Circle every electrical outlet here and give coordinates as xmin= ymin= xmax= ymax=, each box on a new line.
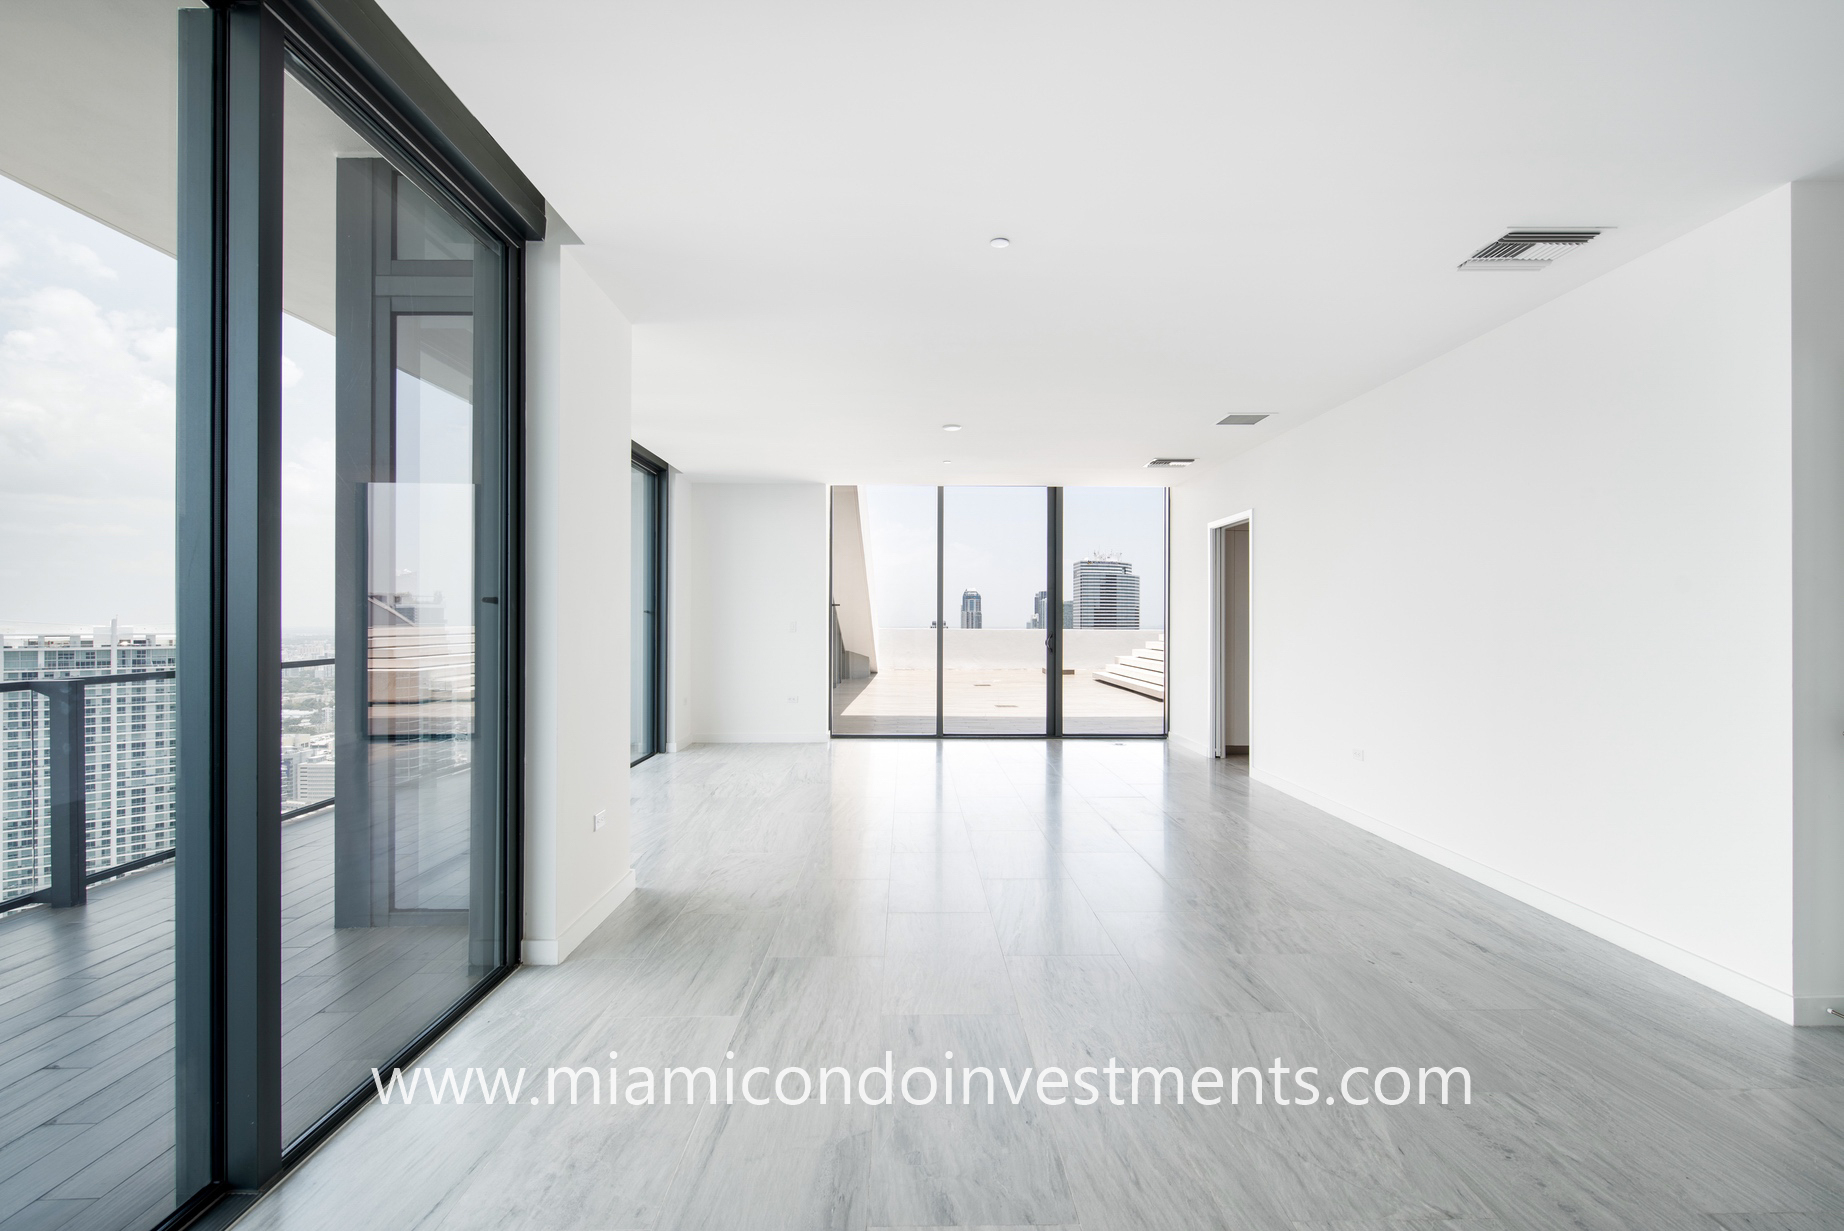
xmin=592 ymin=809 xmax=607 ymax=832
xmin=788 ymin=620 xmax=798 ymax=633
xmin=787 ymin=695 xmax=799 ymax=704
xmin=1352 ymin=749 xmax=1366 ymax=762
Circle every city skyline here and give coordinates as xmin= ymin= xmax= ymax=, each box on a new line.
xmin=860 ymin=485 xmax=1166 ymax=630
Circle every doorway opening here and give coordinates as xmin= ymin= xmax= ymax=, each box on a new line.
xmin=1212 ymin=517 xmax=1251 ymax=757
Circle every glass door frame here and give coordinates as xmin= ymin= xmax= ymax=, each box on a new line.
xmin=828 ymin=485 xmax=1169 ymax=741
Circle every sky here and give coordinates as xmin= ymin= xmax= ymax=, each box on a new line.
xmin=0 ymin=172 xmax=178 ymax=630
xmin=0 ymin=169 xmax=460 ymax=637
xmin=860 ymin=484 xmax=1166 ymax=630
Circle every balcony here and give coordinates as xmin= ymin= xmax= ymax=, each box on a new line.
xmin=0 ymin=657 xmax=473 ymax=1228
xmin=0 ymin=801 xmax=477 ymax=1229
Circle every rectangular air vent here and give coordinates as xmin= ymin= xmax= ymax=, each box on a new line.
xmin=1146 ymin=458 xmax=1195 ymax=468
xmin=1216 ymin=414 xmax=1270 ymax=426
xmin=1459 ymin=228 xmax=1601 ymax=271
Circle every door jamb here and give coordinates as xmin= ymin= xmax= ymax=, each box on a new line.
xmin=1207 ymin=511 xmax=1253 ymax=760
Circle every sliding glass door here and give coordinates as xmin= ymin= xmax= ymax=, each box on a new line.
xmin=829 ymin=485 xmax=1167 ymax=738
xmin=277 ymin=61 xmax=514 ymax=1146
xmin=3 ymin=4 xmax=530 ymax=1225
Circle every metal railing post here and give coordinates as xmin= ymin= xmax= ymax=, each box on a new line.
xmin=34 ymin=682 xmax=87 ymax=908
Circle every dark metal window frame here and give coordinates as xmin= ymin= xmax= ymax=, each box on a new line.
xmin=827 ymin=485 xmax=1170 ymax=741
xmin=631 ymin=443 xmax=670 ymax=766
xmin=167 ymin=4 xmax=538 ymax=1227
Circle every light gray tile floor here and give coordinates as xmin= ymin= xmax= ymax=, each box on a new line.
xmin=236 ymin=740 xmax=1844 ymax=1231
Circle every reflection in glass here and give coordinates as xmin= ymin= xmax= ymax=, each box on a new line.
xmin=830 ymin=485 xmax=938 ymax=734
xmin=280 ymin=68 xmax=503 ymax=1144
xmin=395 ymin=177 xmax=475 ymax=261
xmin=943 ymin=487 xmax=1048 ymax=735
xmin=1061 ymin=487 xmax=1167 ymax=735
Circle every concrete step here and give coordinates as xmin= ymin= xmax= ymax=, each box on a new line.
xmin=1107 ymin=661 xmax=1164 ymax=685
xmin=1094 ymin=669 xmax=1165 ymax=700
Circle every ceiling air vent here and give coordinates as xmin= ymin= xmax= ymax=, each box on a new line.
xmin=1217 ymin=414 xmax=1270 ymax=426
xmin=1459 ymin=228 xmax=1602 ymax=271
xmin=1146 ymin=458 xmax=1195 ymax=468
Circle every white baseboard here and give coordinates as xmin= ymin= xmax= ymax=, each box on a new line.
xmin=522 ymin=867 xmax=635 ymax=966
xmin=1251 ymin=767 xmax=1800 ymax=1025
xmin=1168 ymin=731 xmax=1209 ymax=758
xmin=695 ymin=731 xmax=830 ymax=744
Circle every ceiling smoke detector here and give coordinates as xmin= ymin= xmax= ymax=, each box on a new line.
xmin=1217 ymin=414 xmax=1270 ymax=426
xmin=1146 ymin=458 xmax=1195 ymax=468
xmin=1459 ymin=229 xmax=1602 ymax=271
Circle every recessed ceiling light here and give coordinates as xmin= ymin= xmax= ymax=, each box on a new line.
xmin=1146 ymin=458 xmax=1195 ymax=468
xmin=989 ymin=237 xmax=1010 ymax=248
xmin=942 ymin=423 xmax=962 ymax=432
xmin=942 ymin=460 xmax=953 ymax=465
xmin=1217 ymin=414 xmax=1270 ymax=426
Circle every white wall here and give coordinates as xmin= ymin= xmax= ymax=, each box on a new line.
xmin=1172 ymin=186 xmax=1809 ymax=1020
xmin=676 ymin=481 xmax=830 ymax=743
xmin=523 ymin=214 xmax=635 ymax=964
xmin=1791 ymin=182 xmax=1844 ymax=1024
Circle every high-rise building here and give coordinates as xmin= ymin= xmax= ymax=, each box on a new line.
xmin=0 ymin=626 xmax=178 ymax=899
xmin=1030 ymin=591 xmax=1050 ymax=629
xmin=1062 ymin=599 xmax=1074 ymax=629
xmin=959 ymin=589 xmax=982 ymax=629
xmin=1071 ymin=557 xmax=1141 ymax=628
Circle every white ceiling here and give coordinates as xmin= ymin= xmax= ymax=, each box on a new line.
xmin=380 ymin=0 xmax=1844 ymax=485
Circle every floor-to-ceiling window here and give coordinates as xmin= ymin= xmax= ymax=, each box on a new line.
xmin=2 ymin=4 xmax=538 ymax=1225
xmin=0 ymin=6 xmax=194 ymax=1229
xmin=831 ymin=485 xmax=940 ymax=734
xmin=829 ymin=485 xmax=1167 ymax=738
xmin=631 ymin=446 xmax=666 ymax=764
xmin=1061 ymin=486 xmax=1168 ymax=735
xmin=942 ymin=487 xmax=1050 ymax=735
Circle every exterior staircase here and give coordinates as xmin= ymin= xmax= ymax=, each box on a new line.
xmin=1095 ymin=638 xmax=1165 ymax=701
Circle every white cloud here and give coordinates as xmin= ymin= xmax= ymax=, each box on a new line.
xmin=49 ymin=236 xmax=116 ymax=281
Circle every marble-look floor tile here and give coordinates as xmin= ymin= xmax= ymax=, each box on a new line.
xmin=983 ymin=879 xmax=1118 ymax=956
xmin=419 ymin=1015 xmax=738 ymax=1231
xmin=888 ymin=852 xmax=990 ymax=913
xmin=658 ymin=1101 xmax=873 ymax=1231
xmin=236 ymin=742 xmax=1844 ymax=1231
xmin=1097 ymin=911 xmax=1284 ymax=1014
xmin=729 ymin=956 xmax=886 ymax=1070
xmin=882 ymin=952 xmax=1017 ymax=1016
xmin=869 ymin=1015 xmax=1077 ymax=1228
xmin=1057 ymin=853 xmax=1175 ymax=913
